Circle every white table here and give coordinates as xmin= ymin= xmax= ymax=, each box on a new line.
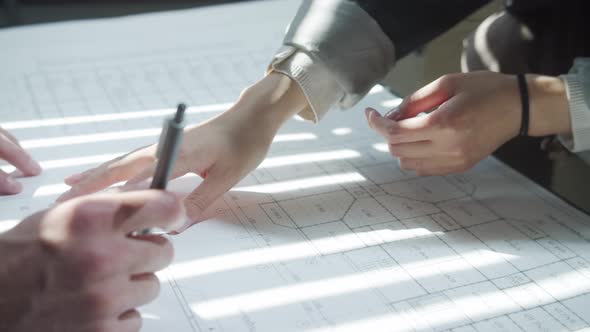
xmin=1 ymin=1 xmax=590 ymax=331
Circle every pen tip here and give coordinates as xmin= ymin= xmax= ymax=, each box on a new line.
xmin=175 ymin=103 xmax=186 ymax=122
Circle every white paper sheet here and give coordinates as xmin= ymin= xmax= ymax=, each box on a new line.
xmin=1 ymin=1 xmax=590 ymax=331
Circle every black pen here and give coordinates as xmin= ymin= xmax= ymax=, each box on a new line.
xmin=131 ymin=103 xmax=186 ymax=236
xmin=151 ymin=103 xmax=186 ymax=190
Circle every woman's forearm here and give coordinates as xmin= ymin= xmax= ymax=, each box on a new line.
xmin=227 ymin=72 xmax=308 ymax=133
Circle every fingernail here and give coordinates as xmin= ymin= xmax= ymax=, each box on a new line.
xmin=367 ymin=107 xmax=381 ymax=116
xmin=169 ymin=213 xmax=190 ymax=232
xmin=27 ymin=158 xmax=42 ymax=175
xmin=385 ymin=106 xmax=401 ymax=120
xmin=155 ymin=193 xmax=186 ymax=231
xmin=65 ymin=173 xmax=84 ymax=184
xmin=163 ymin=200 xmax=189 ymax=232
xmin=56 ymin=190 xmax=71 ymax=202
xmin=4 ymin=177 xmax=22 ymax=194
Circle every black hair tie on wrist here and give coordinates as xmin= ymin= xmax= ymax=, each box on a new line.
xmin=517 ymin=73 xmax=529 ymax=136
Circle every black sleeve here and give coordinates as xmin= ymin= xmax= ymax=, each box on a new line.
xmin=350 ymin=0 xmax=491 ymax=59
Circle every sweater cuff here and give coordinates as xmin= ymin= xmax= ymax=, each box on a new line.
xmin=281 ymin=0 xmax=395 ymax=112
xmin=558 ymin=74 xmax=590 ymax=152
xmin=269 ymin=46 xmax=344 ymax=123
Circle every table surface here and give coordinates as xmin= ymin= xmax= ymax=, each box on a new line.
xmin=2 ymin=1 xmax=590 ymax=331
xmin=2 ymin=0 xmax=589 ymax=216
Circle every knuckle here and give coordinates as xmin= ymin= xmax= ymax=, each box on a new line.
xmin=184 ymin=193 xmax=209 ymax=213
xmin=425 ymin=112 xmax=443 ymax=130
xmin=80 ymin=253 xmax=109 ymax=278
xmin=69 ymin=201 xmax=111 ymax=234
xmin=134 ymin=274 xmax=161 ymax=304
xmin=71 ymin=200 xmax=97 ymax=218
xmin=437 ymin=73 xmax=459 ymax=92
xmin=146 ymin=238 xmax=175 ymax=271
xmin=119 ymin=310 xmax=142 ymax=332
xmin=83 ymin=288 xmax=115 ymax=318
xmin=69 ymin=203 xmax=98 ymax=233
xmin=147 ymin=274 xmax=161 ymax=299
xmin=161 ymin=240 xmax=175 ymax=267
xmin=446 ymin=111 xmax=468 ymax=132
xmin=72 ymin=245 xmax=114 ymax=279
xmin=385 ymin=124 xmax=400 ymax=141
xmin=434 ymin=110 xmax=456 ymax=132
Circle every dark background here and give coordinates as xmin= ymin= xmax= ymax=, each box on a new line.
xmin=0 ymin=0 xmax=251 ymax=27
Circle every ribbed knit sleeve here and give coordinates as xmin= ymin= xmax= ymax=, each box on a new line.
xmin=558 ymin=58 xmax=590 ymax=152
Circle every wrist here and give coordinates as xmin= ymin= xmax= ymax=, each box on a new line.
xmin=526 ymin=74 xmax=571 ymax=136
xmin=229 ymin=72 xmax=308 ymax=131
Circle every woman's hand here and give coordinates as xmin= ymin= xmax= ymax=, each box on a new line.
xmin=0 ymin=127 xmax=42 ymax=195
xmin=366 ymin=71 xmax=570 ymax=176
xmin=58 ymin=72 xmax=307 ymax=231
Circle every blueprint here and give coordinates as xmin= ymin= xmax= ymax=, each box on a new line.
xmin=1 ymin=1 xmax=590 ymax=331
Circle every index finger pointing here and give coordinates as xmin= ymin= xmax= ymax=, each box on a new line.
xmin=0 ymin=134 xmax=41 ymax=176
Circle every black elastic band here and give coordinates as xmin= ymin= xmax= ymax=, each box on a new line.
xmin=517 ymin=73 xmax=530 ymax=136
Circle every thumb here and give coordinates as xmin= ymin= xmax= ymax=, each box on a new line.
xmin=387 ymin=74 xmax=458 ymax=121
xmin=181 ymin=169 xmax=236 ymax=228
